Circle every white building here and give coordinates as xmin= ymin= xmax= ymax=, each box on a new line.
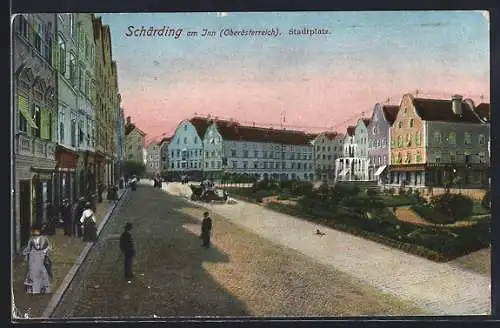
xmin=313 ymin=132 xmax=344 ymax=183
xmin=353 ymin=118 xmax=371 ymax=180
xmin=167 ymin=117 xmax=208 ymax=180
xmin=335 ymin=125 xmax=362 ymax=182
xmin=145 ymin=141 xmax=161 ymax=175
xmin=159 ymin=136 xmax=172 ymax=177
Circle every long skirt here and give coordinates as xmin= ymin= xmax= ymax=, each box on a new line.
xmin=82 ymin=223 xmax=97 ymax=242
xmin=24 ymin=250 xmax=52 ymax=294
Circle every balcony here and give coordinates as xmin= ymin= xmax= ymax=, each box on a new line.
xmin=16 ymin=133 xmax=56 ymax=159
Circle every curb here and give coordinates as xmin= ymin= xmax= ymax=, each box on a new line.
xmin=41 ymin=188 xmax=130 ymax=318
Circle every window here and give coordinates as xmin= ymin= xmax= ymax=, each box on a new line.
xmin=479 ymin=134 xmax=486 ymax=145
xmin=448 ymin=132 xmax=456 ymax=145
xmin=409 ymin=119 xmax=414 ymax=128
xmin=450 ymin=152 xmax=456 ymax=163
xmin=398 ymin=121 xmax=403 ymax=129
xmin=70 ymin=119 xmax=76 ymax=146
xmin=433 ymin=132 xmax=442 ymax=144
xmin=464 ymin=132 xmax=472 ymax=145
xmin=78 ymin=65 xmax=83 ymax=90
xmin=231 ymin=149 xmax=236 ymax=157
xmin=479 ymin=152 xmax=486 ymax=164
xmin=232 ymin=161 xmax=237 ymax=168
xmin=184 ymin=125 xmax=187 ymax=131
xmin=243 ymin=150 xmax=248 ymax=158
xmin=69 ymin=53 xmax=76 ymax=85
xmin=33 ymin=19 xmax=43 ymax=53
xmin=397 ymin=135 xmax=403 ymax=147
xmin=69 ymin=14 xmax=75 ymax=39
xmin=415 ymin=131 xmax=421 ymax=146
xmin=435 ymin=151 xmax=441 ymax=163
xmin=57 ymin=35 xmax=66 ymax=74
xmin=194 ymin=136 xmax=198 ymax=144
xmin=243 ymin=161 xmax=248 ymax=169
xmin=406 ymin=133 xmax=412 ymax=146
xmin=31 ymin=105 xmax=41 ymax=137
xmin=416 ymin=152 xmax=422 ymax=163
xmin=183 ymin=137 xmax=187 ymax=144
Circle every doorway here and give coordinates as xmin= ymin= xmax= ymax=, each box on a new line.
xmin=19 ymin=180 xmax=31 ymax=248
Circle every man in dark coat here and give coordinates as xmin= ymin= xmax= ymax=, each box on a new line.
xmin=60 ymin=199 xmax=73 ymax=236
xmin=72 ymin=196 xmax=86 ymax=238
xmin=201 ymin=212 xmax=212 ymax=248
xmin=120 ymin=222 xmax=135 ymax=280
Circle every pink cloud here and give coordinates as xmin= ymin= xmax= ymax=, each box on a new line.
xmin=122 ymin=69 xmax=489 ymax=141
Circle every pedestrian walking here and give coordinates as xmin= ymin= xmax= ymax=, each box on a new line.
xmin=72 ymin=196 xmax=86 ymax=238
xmin=80 ymin=202 xmax=98 ymax=242
xmin=22 ymin=224 xmax=52 ymax=295
xmin=60 ymin=199 xmax=73 ymax=236
xmin=200 ymin=211 xmax=212 ymax=248
xmin=119 ymin=222 xmax=135 ymax=280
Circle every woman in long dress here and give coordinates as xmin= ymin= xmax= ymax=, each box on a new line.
xmin=22 ymin=225 xmax=52 ymax=295
xmin=80 ymin=202 xmax=98 ymax=242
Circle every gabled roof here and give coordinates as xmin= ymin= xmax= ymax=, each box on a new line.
xmin=159 ymin=136 xmax=172 ymax=145
xmin=381 ymin=105 xmax=400 ymax=125
xmin=125 ymin=123 xmax=146 ymax=137
xmin=361 ymin=118 xmax=371 ymax=127
xmin=189 ymin=116 xmax=313 ymax=146
xmin=346 ymin=126 xmax=355 ymax=136
xmin=325 ymin=132 xmax=339 ymax=140
xmin=412 ymin=98 xmax=482 ymax=123
xmin=189 ymin=117 xmax=212 ymax=138
xmin=474 ymin=103 xmax=490 ymax=122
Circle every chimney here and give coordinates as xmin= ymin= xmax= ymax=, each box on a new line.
xmin=452 ymin=94 xmax=463 ymax=115
xmin=126 ymin=116 xmax=131 ymax=124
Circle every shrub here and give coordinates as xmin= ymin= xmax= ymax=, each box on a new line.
xmin=291 ymin=181 xmax=314 ymax=196
xmin=333 ymin=183 xmax=361 ymax=197
xmin=481 ymin=190 xmax=490 ymax=211
xmin=385 ymin=187 xmax=396 ymax=195
xmin=366 ymin=189 xmax=378 ymax=197
xmin=430 ymin=193 xmax=473 ymax=221
xmin=398 ymin=187 xmax=406 ymax=195
xmin=411 ymin=205 xmax=455 ymax=224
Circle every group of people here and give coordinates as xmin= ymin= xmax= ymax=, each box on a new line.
xmin=22 ymin=195 xmax=101 ymax=295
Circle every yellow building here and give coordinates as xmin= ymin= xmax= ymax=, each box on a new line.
xmin=125 ymin=117 xmax=146 ymax=165
xmin=93 ymin=16 xmax=119 ymax=186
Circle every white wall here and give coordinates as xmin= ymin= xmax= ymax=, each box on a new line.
xmin=167 ymin=121 xmax=204 ymax=172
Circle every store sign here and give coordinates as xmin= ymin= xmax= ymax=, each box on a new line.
xmin=35 ymin=172 xmax=53 ymax=180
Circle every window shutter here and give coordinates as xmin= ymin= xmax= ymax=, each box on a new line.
xmin=18 ymin=94 xmax=38 ymax=129
xmin=40 ymin=108 xmax=48 ymax=139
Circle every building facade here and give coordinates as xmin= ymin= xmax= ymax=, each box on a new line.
xmin=93 ymin=16 xmax=118 ymax=187
xmin=54 ymin=13 xmax=79 ymax=207
xmin=334 ymin=126 xmax=358 ymax=181
xmin=167 ymin=118 xmax=207 ymax=180
xmin=203 ymin=122 xmax=225 ymax=179
xmin=124 ymin=117 xmax=146 ymax=164
xmin=73 ymin=13 xmax=97 ymax=197
xmin=13 ymin=14 xmax=58 ymax=252
xmin=389 ymin=94 xmax=489 ymax=188
xmin=353 ymin=118 xmax=371 ymax=180
xmin=313 ymin=132 xmax=344 ymax=183
xmin=145 ymin=141 xmax=161 ymax=175
xmin=115 ymin=106 xmax=125 ymax=181
xmin=366 ymin=104 xmax=399 ymax=183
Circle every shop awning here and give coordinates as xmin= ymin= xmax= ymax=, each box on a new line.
xmin=374 ymin=165 xmax=387 ymax=176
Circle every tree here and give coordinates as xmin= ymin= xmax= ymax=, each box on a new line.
xmin=123 ymin=161 xmax=146 ymax=177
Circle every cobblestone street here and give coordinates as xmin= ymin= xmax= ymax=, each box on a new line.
xmin=52 ymin=183 xmax=425 ymax=318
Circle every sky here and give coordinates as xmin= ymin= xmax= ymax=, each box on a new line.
xmin=98 ymin=11 xmax=490 ymax=142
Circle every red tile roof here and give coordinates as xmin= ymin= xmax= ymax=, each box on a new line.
xmin=189 ymin=117 xmax=312 ymax=146
xmin=474 ymin=103 xmax=490 ymax=122
xmin=346 ymin=126 xmax=355 ymax=136
xmin=325 ymin=132 xmax=339 ymax=140
xmin=382 ymin=105 xmax=400 ymax=125
xmin=413 ymin=98 xmax=482 ymax=123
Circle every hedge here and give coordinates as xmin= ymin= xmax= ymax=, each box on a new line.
xmin=411 ymin=205 xmax=455 ymax=224
xmin=378 ymin=195 xmax=419 ymax=207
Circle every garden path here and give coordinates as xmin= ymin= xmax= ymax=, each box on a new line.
xmin=165 ymin=182 xmax=490 ymax=316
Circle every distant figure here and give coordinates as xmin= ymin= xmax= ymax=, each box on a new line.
xmin=72 ymin=196 xmax=86 ymax=238
xmin=80 ymin=202 xmax=97 ymax=242
xmin=60 ymin=199 xmax=73 ymax=236
xmin=315 ymin=229 xmax=326 ymax=236
xmin=22 ymin=224 xmax=52 ymax=295
xmin=44 ymin=201 xmax=57 ymax=235
xmin=120 ymin=222 xmax=136 ymax=280
xmin=200 ymin=212 xmax=213 ymax=248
